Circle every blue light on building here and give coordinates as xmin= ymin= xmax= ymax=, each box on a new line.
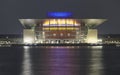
xmin=47 ymin=12 xmax=72 ymax=18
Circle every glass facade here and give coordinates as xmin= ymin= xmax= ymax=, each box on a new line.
xmin=34 ymin=19 xmax=86 ymax=43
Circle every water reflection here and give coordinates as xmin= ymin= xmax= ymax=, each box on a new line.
xmin=33 ymin=46 xmax=80 ymax=49
xmin=88 ymin=46 xmax=104 ymax=75
xmin=20 ymin=46 xmax=104 ymax=75
xmin=43 ymin=46 xmax=92 ymax=75
xmin=48 ymin=47 xmax=78 ymax=75
xmin=1 ymin=46 xmax=120 ymax=75
xmin=21 ymin=46 xmax=33 ymax=75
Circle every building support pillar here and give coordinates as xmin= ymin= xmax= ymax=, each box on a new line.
xmin=86 ymin=29 xmax=98 ymax=43
xmin=23 ymin=29 xmax=35 ymax=44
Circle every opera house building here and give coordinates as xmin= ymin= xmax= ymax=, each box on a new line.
xmin=19 ymin=19 xmax=106 ymax=44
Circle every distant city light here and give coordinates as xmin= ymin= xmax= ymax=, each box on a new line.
xmin=47 ymin=12 xmax=72 ymax=18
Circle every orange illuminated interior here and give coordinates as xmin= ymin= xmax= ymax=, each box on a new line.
xmin=43 ymin=19 xmax=80 ymax=26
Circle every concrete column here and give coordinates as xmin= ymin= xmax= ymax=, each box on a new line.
xmin=86 ymin=29 xmax=98 ymax=43
xmin=23 ymin=29 xmax=35 ymax=44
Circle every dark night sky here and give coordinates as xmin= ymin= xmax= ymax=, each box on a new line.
xmin=0 ymin=0 xmax=120 ymax=34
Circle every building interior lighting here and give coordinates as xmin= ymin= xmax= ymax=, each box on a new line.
xmin=43 ymin=27 xmax=78 ymax=30
xmin=43 ymin=19 xmax=80 ymax=26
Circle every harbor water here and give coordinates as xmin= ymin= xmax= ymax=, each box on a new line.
xmin=0 ymin=46 xmax=120 ymax=75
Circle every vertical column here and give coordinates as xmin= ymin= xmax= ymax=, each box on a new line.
xmin=40 ymin=22 xmax=43 ymax=43
xmin=86 ymin=29 xmax=98 ymax=43
xmin=23 ymin=29 xmax=35 ymax=44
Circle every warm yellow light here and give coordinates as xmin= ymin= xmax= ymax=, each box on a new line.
xmin=58 ymin=19 xmax=65 ymax=24
xmin=43 ymin=27 xmax=78 ymax=30
xmin=50 ymin=19 xmax=57 ymax=24
xmin=43 ymin=19 xmax=80 ymax=26
xmin=66 ymin=19 xmax=73 ymax=24
xmin=43 ymin=21 xmax=49 ymax=26
xmin=87 ymin=38 xmax=98 ymax=43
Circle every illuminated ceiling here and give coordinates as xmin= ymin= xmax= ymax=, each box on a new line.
xmin=19 ymin=19 xmax=107 ymax=28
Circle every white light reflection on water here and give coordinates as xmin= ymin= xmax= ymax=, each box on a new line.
xmin=44 ymin=46 xmax=77 ymax=49
xmin=48 ymin=47 xmax=78 ymax=75
xmin=21 ymin=46 xmax=33 ymax=75
xmin=88 ymin=46 xmax=104 ymax=75
xmin=33 ymin=46 xmax=81 ymax=49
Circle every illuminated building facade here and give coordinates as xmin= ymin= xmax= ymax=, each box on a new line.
xmin=19 ymin=18 xmax=106 ymax=44
xmin=19 ymin=12 xmax=106 ymax=44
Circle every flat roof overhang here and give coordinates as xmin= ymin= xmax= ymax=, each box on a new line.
xmin=19 ymin=19 xmax=107 ymax=29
